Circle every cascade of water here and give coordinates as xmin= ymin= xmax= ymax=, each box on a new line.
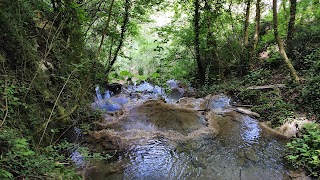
xmin=95 ymin=86 xmax=103 ymax=101
xmin=104 ymin=90 xmax=112 ymax=99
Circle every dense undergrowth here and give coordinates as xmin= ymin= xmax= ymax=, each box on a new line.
xmin=0 ymin=0 xmax=102 ymax=178
xmin=286 ymin=123 xmax=320 ymax=177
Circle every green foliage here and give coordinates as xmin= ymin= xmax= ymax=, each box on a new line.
xmin=120 ymin=70 xmax=133 ymax=78
xmin=238 ymin=90 xmax=295 ymax=126
xmin=138 ymin=67 xmax=144 ymax=75
xmin=0 ymin=80 xmax=26 ymax=120
xmin=301 ymin=75 xmax=320 ymax=120
xmin=0 ymin=128 xmax=81 ymax=179
xmin=242 ymin=69 xmax=273 ymax=86
xmin=297 ymin=48 xmax=320 ymax=121
xmin=198 ymin=78 xmax=242 ymax=96
xmin=286 ymin=123 xmax=320 ymax=177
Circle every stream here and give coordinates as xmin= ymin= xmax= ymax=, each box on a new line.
xmin=84 ymin=81 xmax=291 ymax=180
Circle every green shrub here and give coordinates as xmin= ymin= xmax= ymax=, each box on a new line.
xmin=301 ymin=75 xmax=320 ymax=121
xmin=242 ymin=69 xmax=273 ymax=86
xmin=286 ymin=123 xmax=320 ymax=177
xmin=199 ymin=78 xmax=242 ymax=96
xmin=0 ymin=128 xmax=81 ymax=179
xmin=238 ymin=90 xmax=295 ymax=126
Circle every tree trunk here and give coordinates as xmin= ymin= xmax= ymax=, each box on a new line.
xmin=273 ymin=0 xmax=300 ymax=82
xmin=78 ymin=0 xmax=115 ymax=104
xmin=241 ymin=0 xmax=251 ymax=74
xmin=194 ymin=0 xmax=205 ymax=83
xmin=250 ymin=0 xmax=260 ymax=69
xmin=51 ymin=0 xmax=57 ymax=12
xmin=204 ymin=0 xmax=219 ymax=78
xmin=286 ymin=0 xmax=297 ymax=59
xmin=280 ymin=0 xmax=288 ymax=19
xmin=106 ymin=0 xmax=131 ymax=74
xmin=244 ymin=0 xmax=251 ymax=48
xmin=96 ymin=0 xmax=115 ymax=60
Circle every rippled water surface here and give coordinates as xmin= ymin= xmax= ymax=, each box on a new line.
xmin=86 ymin=82 xmax=290 ymax=180
xmin=87 ymin=117 xmax=289 ymax=180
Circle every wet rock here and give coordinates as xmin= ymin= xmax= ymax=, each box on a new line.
xmin=204 ymin=94 xmax=232 ymax=114
xmin=169 ymin=87 xmax=184 ymax=100
xmin=85 ymin=159 xmax=127 ymax=179
xmin=106 ymin=83 xmax=122 ymax=95
xmin=205 ymin=94 xmax=231 ymax=109
xmin=177 ymin=97 xmax=207 ymax=111
xmin=244 ymin=148 xmax=258 ymax=162
xmin=105 ymin=102 xmax=122 ymax=111
xmin=259 ymin=122 xmax=290 ymax=140
xmin=212 ymin=168 xmax=240 ymax=180
xmin=224 ymin=111 xmax=243 ymax=122
xmin=124 ymin=100 xmax=207 ymax=135
xmin=289 ymin=168 xmax=312 ymax=180
xmin=110 ymin=96 xmax=129 ymax=106
xmin=240 ymin=167 xmax=290 ymax=180
xmin=260 ymin=117 xmax=313 ymax=139
xmin=205 ymin=112 xmax=221 ymax=135
xmin=135 ymin=81 xmax=154 ymax=92
xmin=101 ymin=141 xmax=118 ymax=151
xmin=277 ymin=118 xmax=313 ymax=138
xmin=88 ymin=100 xmax=221 ymax=151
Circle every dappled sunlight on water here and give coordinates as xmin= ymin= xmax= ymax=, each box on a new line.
xmin=85 ymin=81 xmax=291 ymax=180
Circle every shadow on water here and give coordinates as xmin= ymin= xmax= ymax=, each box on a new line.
xmin=85 ymin=81 xmax=291 ymax=180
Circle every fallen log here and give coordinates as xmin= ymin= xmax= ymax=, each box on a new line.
xmin=235 ymin=107 xmax=260 ymax=118
xmin=246 ymin=84 xmax=286 ymax=90
xmin=232 ymin=103 xmax=253 ymax=108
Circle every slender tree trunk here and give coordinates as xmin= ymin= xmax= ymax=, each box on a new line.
xmin=241 ymin=0 xmax=251 ymax=74
xmin=78 ymin=0 xmax=115 ymax=104
xmin=56 ymin=0 xmax=62 ymax=9
xmin=228 ymin=0 xmax=236 ymax=33
xmin=250 ymin=0 xmax=260 ymax=69
xmin=51 ymin=0 xmax=57 ymax=12
xmin=194 ymin=0 xmax=205 ymax=83
xmin=106 ymin=0 xmax=131 ymax=74
xmin=244 ymin=0 xmax=251 ymax=48
xmin=48 ymin=0 xmax=117 ymax=122
xmin=96 ymin=0 xmax=115 ymax=60
xmin=204 ymin=0 xmax=219 ymax=77
xmin=280 ymin=0 xmax=288 ymax=19
xmin=286 ymin=0 xmax=296 ymax=59
xmin=273 ymin=0 xmax=300 ymax=82
xmin=108 ymin=36 xmax=115 ymax=63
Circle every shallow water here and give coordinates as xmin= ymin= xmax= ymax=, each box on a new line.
xmin=86 ymin=82 xmax=291 ymax=180
xmin=87 ymin=116 xmax=289 ymax=180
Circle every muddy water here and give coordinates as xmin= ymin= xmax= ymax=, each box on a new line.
xmin=86 ymin=82 xmax=290 ymax=180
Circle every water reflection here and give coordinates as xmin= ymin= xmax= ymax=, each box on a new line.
xmin=124 ymin=139 xmax=176 ymax=180
xmin=87 ymin=129 xmax=288 ymax=180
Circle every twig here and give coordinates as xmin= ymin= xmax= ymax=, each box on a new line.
xmin=53 ymin=123 xmax=76 ymax=145
xmin=23 ymin=13 xmax=63 ymax=102
xmin=38 ymin=69 xmax=75 ymax=146
xmin=0 ymin=78 xmax=8 ymax=128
